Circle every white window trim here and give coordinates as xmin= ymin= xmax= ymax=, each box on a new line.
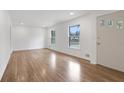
xmin=50 ymin=29 xmax=56 ymax=48
xmin=68 ymin=24 xmax=80 ymax=50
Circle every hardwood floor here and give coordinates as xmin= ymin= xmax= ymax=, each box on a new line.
xmin=1 ymin=49 xmax=124 ymax=82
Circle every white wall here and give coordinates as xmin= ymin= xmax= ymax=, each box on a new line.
xmin=47 ymin=11 xmax=116 ymax=64
xmin=48 ymin=15 xmax=94 ymax=62
xmin=0 ymin=11 xmax=12 ymax=80
xmin=12 ymin=26 xmax=47 ymax=51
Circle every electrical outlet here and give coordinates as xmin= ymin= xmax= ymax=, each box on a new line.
xmin=85 ymin=54 xmax=90 ymax=58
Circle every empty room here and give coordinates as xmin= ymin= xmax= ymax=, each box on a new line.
xmin=0 ymin=10 xmax=124 ymax=82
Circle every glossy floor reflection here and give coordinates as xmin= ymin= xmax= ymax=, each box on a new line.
xmin=1 ymin=49 xmax=124 ymax=82
xmin=68 ymin=61 xmax=81 ymax=81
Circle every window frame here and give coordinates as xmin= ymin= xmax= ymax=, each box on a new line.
xmin=68 ymin=24 xmax=80 ymax=49
xmin=50 ymin=30 xmax=56 ymax=48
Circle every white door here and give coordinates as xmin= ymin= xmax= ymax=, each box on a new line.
xmin=97 ymin=11 xmax=124 ymax=72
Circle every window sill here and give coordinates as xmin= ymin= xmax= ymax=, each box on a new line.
xmin=68 ymin=47 xmax=81 ymax=50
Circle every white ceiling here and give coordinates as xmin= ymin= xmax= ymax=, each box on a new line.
xmin=8 ymin=10 xmax=92 ymax=28
xmin=8 ymin=10 xmax=116 ymax=28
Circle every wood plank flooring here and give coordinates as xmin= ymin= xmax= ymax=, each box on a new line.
xmin=1 ymin=49 xmax=124 ymax=82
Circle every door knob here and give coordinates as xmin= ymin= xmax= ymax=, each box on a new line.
xmin=97 ymin=42 xmax=101 ymax=45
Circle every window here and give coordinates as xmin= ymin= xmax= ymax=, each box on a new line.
xmin=69 ymin=25 xmax=80 ymax=49
xmin=51 ymin=30 xmax=55 ymax=47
